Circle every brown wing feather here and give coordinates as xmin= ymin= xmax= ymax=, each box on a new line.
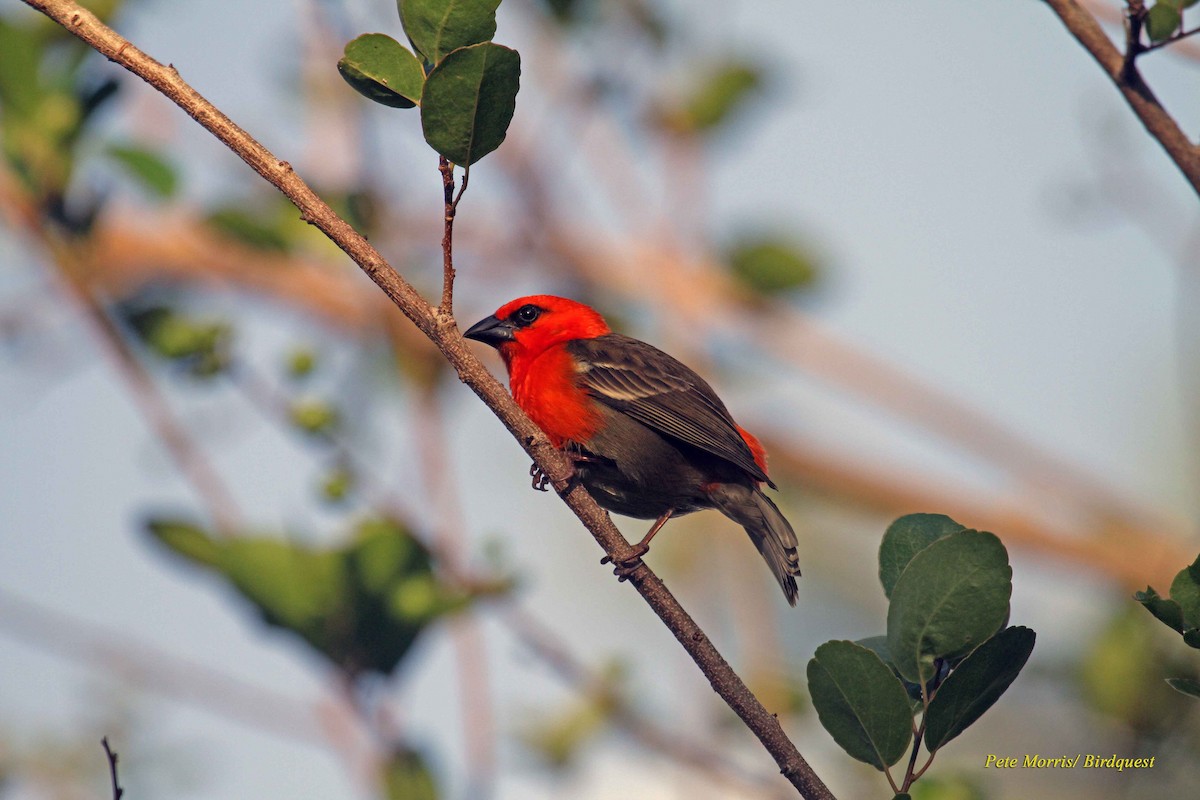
xmin=567 ymin=335 xmax=771 ymax=485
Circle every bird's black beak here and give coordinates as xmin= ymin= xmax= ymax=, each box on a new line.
xmin=463 ymin=314 xmax=516 ymax=347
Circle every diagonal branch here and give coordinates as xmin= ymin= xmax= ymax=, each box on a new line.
xmin=19 ymin=1 xmax=834 ymax=797
xmin=1043 ymin=0 xmax=1200 ymax=199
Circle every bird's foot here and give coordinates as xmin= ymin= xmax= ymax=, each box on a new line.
xmin=529 ymin=462 xmax=552 ymax=492
xmin=600 ymin=543 xmax=650 ymax=582
xmin=529 ymin=461 xmax=581 ymax=495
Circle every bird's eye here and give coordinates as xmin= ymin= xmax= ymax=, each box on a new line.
xmin=514 ymin=304 xmax=541 ymax=325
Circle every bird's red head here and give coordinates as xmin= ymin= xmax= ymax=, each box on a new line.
xmin=464 ymin=295 xmax=611 ymax=368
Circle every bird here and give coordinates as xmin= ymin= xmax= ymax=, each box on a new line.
xmin=464 ymin=295 xmax=801 ymax=605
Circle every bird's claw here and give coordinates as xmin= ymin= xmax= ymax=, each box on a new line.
xmin=600 ymin=544 xmax=650 ymax=581
xmin=529 ymin=462 xmax=551 ymax=492
xmin=529 ymin=461 xmax=581 ymax=495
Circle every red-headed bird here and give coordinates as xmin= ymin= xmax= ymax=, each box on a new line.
xmin=464 ymin=295 xmax=801 ymax=605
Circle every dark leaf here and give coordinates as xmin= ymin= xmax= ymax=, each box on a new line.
xmin=338 ymin=33 xmax=424 ymax=109
xmin=879 ymin=514 xmax=966 ymax=600
xmin=887 ymin=530 xmax=1012 ymax=685
xmin=399 ymin=0 xmax=501 ymax=64
xmin=1166 ymin=677 xmax=1200 ymax=699
xmin=420 ymin=42 xmax=520 ymax=165
xmin=924 ymin=626 xmax=1036 ymax=750
xmin=807 ymin=640 xmax=913 ymax=770
xmin=1134 ymin=586 xmax=1184 ymax=633
xmin=1170 ymin=557 xmax=1200 ymax=628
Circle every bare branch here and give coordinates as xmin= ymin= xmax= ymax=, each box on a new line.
xmin=18 ymin=1 xmax=834 ymax=795
xmin=101 ymin=737 xmax=124 ymax=800
xmin=1043 ymin=0 xmax=1200 ymax=198
xmin=439 ymin=156 xmax=459 ymax=315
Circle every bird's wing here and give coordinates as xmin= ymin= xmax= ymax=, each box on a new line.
xmin=567 ymin=334 xmax=771 ymax=484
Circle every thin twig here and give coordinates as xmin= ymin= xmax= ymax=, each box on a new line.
xmin=439 ymin=156 xmax=458 ymax=315
xmin=20 ymin=2 xmax=834 ymax=796
xmin=1043 ymin=0 xmax=1200 ymax=199
xmin=102 ymin=737 xmax=124 ymax=800
xmin=1121 ymin=0 xmax=1146 ymax=78
xmin=1141 ymin=25 xmax=1200 ymax=55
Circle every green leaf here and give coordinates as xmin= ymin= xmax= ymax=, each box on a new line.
xmin=1134 ymin=586 xmax=1184 ymax=632
xmin=320 ymin=466 xmax=354 ymax=503
xmin=0 ymin=18 xmax=43 ymax=118
xmin=286 ymin=347 xmax=317 ymax=379
xmin=879 ymin=514 xmax=967 ymax=600
xmin=887 ymin=530 xmax=1012 ymax=685
xmin=1166 ymin=677 xmax=1200 ymax=699
xmin=923 ymin=626 xmax=1035 ymax=751
xmin=399 ymin=0 xmax=502 ymax=65
xmin=660 ymin=59 xmax=763 ymax=135
xmin=122 ymin=305 xmax=230 ymax=376
xmin=725 ymin=236 xmax=819 ymax=296
xmin=1170 ymin=556 xmax=1200 ymax=628
xmin=145 ymin=516 xmax=478 ymax=676
xmin=289 ymin=398 xmax=340 ymax=436
xmin=420 ymin=42 xmax=520 ymax=165
xmin=206 ymin=205 xmax=292 ymax=252
xmin=1145 ymin=3 xmax=1181 ymax=43
xmin=145 ymin=518 xmax=221 ymax=567
xmin=105 ymin=143 xmax=179 ymax=198
xmin=807 ymin=640 xmax=914 ymax=770
xmin=383 ymin=746 xmax=440 ymax=800
xmin=338 ymin=33 xmax=425 ymax=109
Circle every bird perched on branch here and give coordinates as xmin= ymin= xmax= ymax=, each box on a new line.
xmin=464 ymin=295 xmax=801 ymax=605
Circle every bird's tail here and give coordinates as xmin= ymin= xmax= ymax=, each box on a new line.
xmin=708 ymin=484 xmax=801 ymax=606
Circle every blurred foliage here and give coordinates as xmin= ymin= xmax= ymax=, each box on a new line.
xmin=910 ymin=774 xmax=988 ymax=800
xmin=288 ymin=396 xmax=341 ymax=436
xmin=725 ymin=233 xmax=821 ymax=298
xmin=655 ymin=59 xmax=763 ymax=136
xmin=0 ymin=3 xmax=125 ymax=234
xmin=520 ymin=660 xmax=626 ymax=770
xmin=1145 ymin=1 xmax=1200 ymax=43
xmin=120 ymin=303 xmax=232 ymax=378
xmin=383 ymin=745 xmax=440 ymax=800
xmin=1134 ymin=552 xmax=1200 ymax=698
xmin=146 ymin=516 xmax=502 ymax=677
xmin=104 ymin=143 xmax=179 ymax=199
xmin=1080 ymin=604 xmax=1200 ymax=734
xmin=808 ymin=514 xmax=1034 ymax=795
xmin=285 ymin=346 xmax=318 ymax=380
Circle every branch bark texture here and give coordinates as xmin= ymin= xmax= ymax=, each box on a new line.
xmin=18 ymin=1 xmax=835 ymax=797
xmin=1043 ymin=0 xmax=1200 ymax=198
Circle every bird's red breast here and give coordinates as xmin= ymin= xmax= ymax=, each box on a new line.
xmin=492 ymin=295 xmax=610 ymax=448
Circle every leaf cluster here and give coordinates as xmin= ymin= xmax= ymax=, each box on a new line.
xmin=807 ymin=514 xmax=1035 ymax=797
xmin=1135 ymin=553 xmax=1200 ymax=699
xmin=0 ymin=2 xmax=179 ymax=233
xmin=338 ymin=1 xmax=521 ymax=166
xmin=146 ymin=516 xmax=493 ymax=677
xmin=1145 ymin=0 xmax=1200 ymax=44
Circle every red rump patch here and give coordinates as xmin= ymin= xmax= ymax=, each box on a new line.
xmin=736 ymin=425 xmax=770 ymax=477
